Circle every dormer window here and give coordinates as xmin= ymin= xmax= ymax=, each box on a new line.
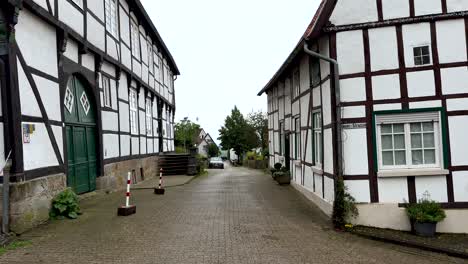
xmin=413 ymin=45 xmax=431 ymax=66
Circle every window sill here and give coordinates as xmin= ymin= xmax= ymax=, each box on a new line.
xmin=377 ymin=168 xmax=450 ymax=178
xmin=312 ymin=167 xmax=323 ymax=175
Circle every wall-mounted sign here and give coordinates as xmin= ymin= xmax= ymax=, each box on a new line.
xmin=342 ymin=123 xmax=367 ymax=129
xmin=23 ymin=123 xmax=36 ymax=144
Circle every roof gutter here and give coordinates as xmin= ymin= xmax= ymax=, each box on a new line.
xmin=303 ymin=43 xmax=343 ymax=181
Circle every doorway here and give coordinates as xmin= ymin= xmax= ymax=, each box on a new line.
xmin=64 ymin=75 xmax=97 ymax=194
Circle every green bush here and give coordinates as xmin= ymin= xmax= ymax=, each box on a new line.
xmin=50 ymin=188 xmax=81 ymax=219
xmin=406 ymin=199 xmax=446 ymax=224
xmin=272 ymin=171 xmax=290 ymax=179
xmin=196 ymin=154 xmax=207 ymax=175
xmin=332 ymin=178 xmax=359 ymax=229
xmin=255 ymin=155 xmax=264 ymax=161
xmin=175 ymin=146 xmax=187 ymax=154
xmin=246 ymin=151 xmax=257 ymax=160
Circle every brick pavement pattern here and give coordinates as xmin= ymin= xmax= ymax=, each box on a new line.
xmin=1 ymin=165 xmax=465 ymax=264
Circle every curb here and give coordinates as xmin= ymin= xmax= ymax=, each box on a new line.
xmin=349 ymin=229 xmax=468 ymax=259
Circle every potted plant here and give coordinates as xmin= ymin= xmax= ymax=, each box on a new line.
xmin=273 ymin=167 xmax=291 ymax=185
xmin=406 ymin=198 xmax=446 ymax=237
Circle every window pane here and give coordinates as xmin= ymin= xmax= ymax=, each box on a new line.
xmin=412 ymin=150 xmax=423 ymax=165
xmin=421 ymin=46 xmax=430 ymax=55
xmin=413 ymin=47 xmax=421 ymax=56
xmin=422 ymin=55 xmax=431 ymax=65
xmin=381 ymin=124 xmax=392 ymax=134
xmin=423 ymin=133 xmax=435 ymax=148
xmin=423 ymin=122 xmax=434 ymax=132
xmin=410 ymin=123 xmax=421 ymax=132
xmin=393 ymin=124 xmax=404 ymax=133
xmin=381 ymin=135 xmax=393 ymax=150
xmin=394 ymin=134 xmax=405 ymax=149
xmin=382 ymin=151 xmax=394 ymax=166
xmin=395 ymin=151 xmax=406 ymax=165
xmin=414 ymin=57 xmax=422 ymax=65
xmin=424 ymin=150 xmax=436 ymax=164
xmin=411 ymin=134 xmax=422 ymax=148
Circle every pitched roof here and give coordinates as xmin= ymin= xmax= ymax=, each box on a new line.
xmin=133 ymin=0 xmax=180 ymax=75
xmin=257 ymin=0 xmax=336 ymax=96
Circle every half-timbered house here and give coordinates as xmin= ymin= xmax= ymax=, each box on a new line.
xmin=0 ymin=0 xmax=178 ymax=232
xmin=259 ymin=0 xmax=468 ymax=233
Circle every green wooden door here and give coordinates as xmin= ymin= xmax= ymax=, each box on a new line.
xmin=64 ymin=76 xmax=97 ymax=194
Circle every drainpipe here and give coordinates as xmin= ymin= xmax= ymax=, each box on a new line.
xmin=303 ymin=43 xmax=343 ymax=181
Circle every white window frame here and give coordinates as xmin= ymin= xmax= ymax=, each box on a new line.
xmin=129 ymin=89 xmax=138 ymax=134
xmin=375 ymin=111 xmax=448 ymax=177
xmin=64 ymin=87 xmax=74 ymax=113
xmin=294 ymin=117 xmax=301 ymax=160
xmin=313 ymin=111 xmax=322 ymax=167
xmin=293 ymin=70 xmax=300 ymax=99
xmin=279 ymin=121 xmax=285 ymax=156
xmin=145 ymin=98 xmax=152 ymax=136
xmin=105 ymin=0 xmax=118 ymax=37
xmin=148 ymin=42 xmax=153 ymax=74
xmin=131 ymin=21 xmax=140 ymax=60
xmin=154 ymin=51 xmax=160 ymax=83
xmin=102 ymin=75 xmax=112 ymax=108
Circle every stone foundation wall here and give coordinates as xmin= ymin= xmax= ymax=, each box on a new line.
xmin=0 ymin=174 xmax=67 ymax=234
xmin=99 ymin=156 xmax=160 ymax=191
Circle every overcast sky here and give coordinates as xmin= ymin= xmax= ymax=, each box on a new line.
xmin=141 ymin=0 xmax=321 ymax=143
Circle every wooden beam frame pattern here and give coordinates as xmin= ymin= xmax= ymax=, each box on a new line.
xmin=16 ymin=42 xmax=64 ymax=167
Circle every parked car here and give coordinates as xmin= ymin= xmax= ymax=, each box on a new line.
xmin=209 ymin=157 xmax=225 ymax=169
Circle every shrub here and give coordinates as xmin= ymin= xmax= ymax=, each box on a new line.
xmin=272 ymin=171 xmax=290 ymax=179
xmin=332 ymin=178 xmax=359 ymax=229
xmin=274 ymin=163 xmax=282 ymax=170
xmin=196 ymin=154 xmax=207 ymax=175
xmin=406 ymin=198 xmax=446 ymax=224
xmin=269 ymin=167 xmax=277 ymax=175
xmin=255 ymin=155 xmax=264 ymax=161
xmin=175 ymin=146 xmax=187 ymax=154
xmin=50 ymin=188 xmax=81 ymax=220
xmin=246 ymin=151 xmax=257 ymax=160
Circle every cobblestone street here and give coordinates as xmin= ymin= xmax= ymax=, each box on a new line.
xmin=0 ymin=165 xmax=465 ymax=264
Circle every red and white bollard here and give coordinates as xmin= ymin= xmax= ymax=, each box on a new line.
xmin=118 ymin=172 xmax=136 ymax=216
xmin=154 ymin=168 xmax=165 ymax=195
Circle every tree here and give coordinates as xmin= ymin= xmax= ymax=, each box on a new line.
xmin=174 ymin=118 xmax=200 ymax=151
xmin=218 ymin=106 xmax=259 ymax=162
xmin=207 ymin=143 xmax=219 ymax=158
xmin=247 ymin=111 xmax=268 ymax=152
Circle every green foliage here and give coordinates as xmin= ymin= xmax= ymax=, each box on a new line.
xmin=272 ymin=171 xmax=290 ymax=179
xmin=0 ymin=241 xmax=32 ymax=256
xmin=406 ymin=198 xmax=446 ymax=224
xmin=246 ymin=151 xmax=257 ymax=160
xmin=207 ymin=143 xmax=220 ymax=158
xmin=218 ymin=106 xmax=260 ymax=159
xmin=247 ymin=111 xmax=268 ymax=151
xmin=175 ymin=146 xmax=187 ymax=154
xmin=50 ymin=188 xmax=81 ymax=220
xmin=196 ymin=154 xmax=208 ymax=175
xmin=175 ymin=118 xmax=201 ymax=151
xmin=332 ymin=178 xmax=359 ymax=229
xmin=274 ymin=163 xmax=282 ymax=170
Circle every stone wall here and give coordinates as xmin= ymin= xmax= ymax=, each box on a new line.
xmin=0 ymin=174 xmax=67 ymax=234
xmin=99 ymin=156 xmax=160 ymax=191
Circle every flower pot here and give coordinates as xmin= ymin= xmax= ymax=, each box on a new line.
xmin=414 ymin=222 xmax=437 ymax=237
xmin=275 ymin=174 xmax=291 ymax=185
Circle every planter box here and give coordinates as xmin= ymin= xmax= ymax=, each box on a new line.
xmin=414 ymin=222 xmax=437 ymax=237
xmin=275 ymin=174 xmax=291 ymax=185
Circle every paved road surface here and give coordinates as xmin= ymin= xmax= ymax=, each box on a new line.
xmin=1 ymin=164 xmax=464 ymax=263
